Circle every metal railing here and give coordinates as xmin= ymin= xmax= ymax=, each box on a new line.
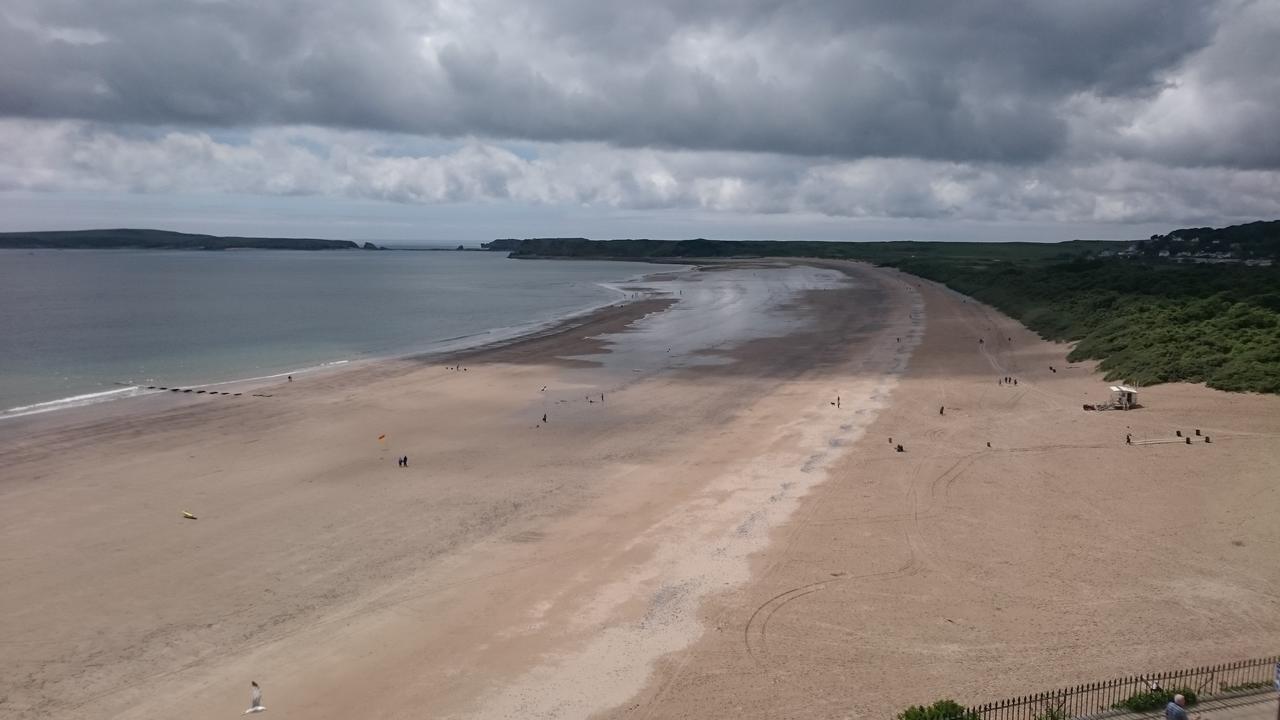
xmin=944 ymin=655 xmax=1279 ymax=720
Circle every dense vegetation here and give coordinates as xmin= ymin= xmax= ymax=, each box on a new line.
xmin=505 ymin=223 xmax=1280 ymax=394
xmin=0 ymin=228 xmax=376 ymax=251
xmin=889 ymin=256 xmax=1280 ymax=393
xmin=897 ymin=699 xmax=978 ymax=720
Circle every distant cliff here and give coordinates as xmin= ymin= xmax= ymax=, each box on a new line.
xmin=481 ymin=238 xmax=525 ymax=251
xmin=0 ymin=229 xmax=374 ymax=251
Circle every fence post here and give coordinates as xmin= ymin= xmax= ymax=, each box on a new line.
xmin=937 ymin=655 xmax=1278 ymax=720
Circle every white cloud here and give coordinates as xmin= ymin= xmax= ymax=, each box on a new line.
xmin=4 ymin=120 xmax=1278 ymax=229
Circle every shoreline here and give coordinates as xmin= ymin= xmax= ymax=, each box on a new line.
xmin=0 ymin=297 xmax=681 ymax=446
xmin=0 ymin=263 xmax=687 ymax=425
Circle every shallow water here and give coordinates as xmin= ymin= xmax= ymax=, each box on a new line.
xmin=581 ymin=264 xmax=850 ymax=371
xmin=0 ymin=249 xmax=651 ymax=415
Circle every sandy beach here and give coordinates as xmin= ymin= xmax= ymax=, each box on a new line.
xmin=2 ymin=261 xmax=1278 ymax=720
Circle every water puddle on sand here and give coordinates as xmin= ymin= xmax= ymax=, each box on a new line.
xmin=459 ymin=281 xmax=926 ymax=719
xmin=568 ymin=265 xmax=851 ymax=372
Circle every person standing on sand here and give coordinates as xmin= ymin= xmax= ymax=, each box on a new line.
xmin=542 ymin=413 xmax=547 ymax=423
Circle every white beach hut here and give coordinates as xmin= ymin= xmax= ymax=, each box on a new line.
xmin=1109 ymin=385 xmax=1138 ymax=409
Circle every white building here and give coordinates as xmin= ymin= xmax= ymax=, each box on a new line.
xmin=1109 ymin=385 xmax=1139 ymax=409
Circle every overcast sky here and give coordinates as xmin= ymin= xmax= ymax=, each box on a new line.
xmin=2 ymin=0 xmax=1278 ymax=243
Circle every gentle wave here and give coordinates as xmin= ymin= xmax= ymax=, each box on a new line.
xmin=2 ymin=386 xmax=153 ymax=419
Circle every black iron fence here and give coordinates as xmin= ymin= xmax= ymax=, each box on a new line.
xmin=952 ymin=655 xmax=1278 ymax=720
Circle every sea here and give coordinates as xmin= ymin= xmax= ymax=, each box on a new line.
xmin=0 ymin=249 xmax=654 ymax=418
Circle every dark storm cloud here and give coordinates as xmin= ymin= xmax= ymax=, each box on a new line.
xmin=0 ymin=0 xmax=1241 ymax=165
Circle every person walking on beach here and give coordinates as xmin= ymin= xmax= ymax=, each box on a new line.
xmin=542 ymin=413 xmax=547 ymax=423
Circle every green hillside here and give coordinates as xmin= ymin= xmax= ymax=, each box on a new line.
xmin=0 ymin=228 xmax=369 ymax=251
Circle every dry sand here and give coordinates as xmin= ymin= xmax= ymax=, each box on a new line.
xmin=617 ymin=270 xmax=1280 ymax=719
xmin=1 ymin=261 xmax=1277 ymax=720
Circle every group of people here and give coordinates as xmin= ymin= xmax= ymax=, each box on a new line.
xmin=999 ymin=376 xmax=1018 ymax=385
xmin=397 ymin=455 xmax=409 ymax=467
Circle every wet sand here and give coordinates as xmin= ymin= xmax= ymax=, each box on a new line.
xmin=2 ymin=261 xmax=1277 ymax=720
